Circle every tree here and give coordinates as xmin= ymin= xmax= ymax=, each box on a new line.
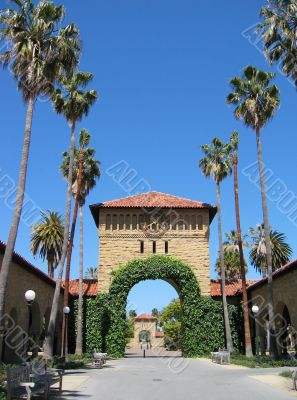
xmin=199 ymin=138 xmax=233 ymax=352
xmin=128 ymin=310 xmax=137 ymax=318
xmin=0 ymin=0 xmax=80 ymax=345
xmin=258 ymin=0 xmax=297 ymax=88
xmin=45 ymin=72 xmax=97 ymax=358
xmin=65 ymin=130 xmax=100 ymax=356
xmin=160 ymin=299 xmax=182 ymax=350
xmin=249 ymin=224 xmax=292 ymax=276
xmin=229 ymin=131 xmax=253 ymax=357
xmin=215 ymin=250 xmax=247 ymax=281
xmin=151 ymin=308 xmax=160 ymax=318
xmin=85 ymin=267 xmax=98 ymax=279
xmin=227 ymin=65 xmax=280 ymax=357
xmin=31 ymin=211 xmax=64 ymax=279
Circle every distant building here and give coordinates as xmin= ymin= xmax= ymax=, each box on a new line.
xmin=127 ymin=313 xmax=164 ymax=348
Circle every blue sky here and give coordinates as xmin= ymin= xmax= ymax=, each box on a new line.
xmin=1 ymin=0 xmax=297 ymax=314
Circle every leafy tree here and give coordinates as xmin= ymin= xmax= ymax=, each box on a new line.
xmin=160 ymin=299 xmax=182 ymax=350
xmin=215 ymin=250 xmax=247 ymax=281
xmin=227 ymin=65 xmax=280 ymax=358
xmin=128 ymin=310 xmax=137 ymax=318
xmin=85 ymin=267 xmax=98 ymax=279
xmin=199 ymin=138 xmax=233 ymax=352
xmin=151 ymin=308 xmax=160 ymax=318
xmin=249 ymin=224 xmax=292 ymax=276
xmin=258 ymin=0 xmax=297 ymax=87
xmin=45 ymin=72 xmax=97 ymax=358
xmin=31 ymin=211 xmax=64 ymax=279
xmin=0 ymin=0 xmax=80 ymax=345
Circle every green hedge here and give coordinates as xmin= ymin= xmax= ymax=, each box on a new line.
xmin=69 ymin=255 xmax=244 ymax=358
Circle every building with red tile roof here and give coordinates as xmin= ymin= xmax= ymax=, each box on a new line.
xmin=90 ymin=191 xmax=217 ymax=227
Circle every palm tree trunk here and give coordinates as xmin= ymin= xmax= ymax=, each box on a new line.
xmin=61 ymin=150 xmax=83 ymax=360
xmin=44 ymin=121 xmax=76 ymax=358
xmin=75 ymin=202 xmax=84 ymax=355
xmin=216 ymin=181 xmax=233 ymax=352
xmin=255 ymin=127 xmax=277 ymax=358
xmin=48 ymin=261 xmax=54 ymax=279
xmin=233 ymin=154 xmax=253 ymax=357
xmin=0 ymin=94 xmax=35 ymax=359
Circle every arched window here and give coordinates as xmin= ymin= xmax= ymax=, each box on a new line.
xmin=139 ymin=214 xmax=144 ymax=229
xmin=106 ymin=214 xmax=111 ymax=230
xmin=112 ymin=214 xmax=117 ymax=230
xmin=198 ymin=215 xmax=203 ymax=230
xmin=140 ymin=241 xmax=144 ymax=254
xmin=185 ymin=215 xmax=190 ymax=230
xmin=191 ymin=215 xmax=196 ymax=230
xmin=178 ymin=219 xmax=184 ymax=230
xmin=165 ymin=241 xmax=169 ymax=254
xmin=132 ymin=215 xmax=137 ymax=230
xmin=152 ymin=241 xmax=156 ymax=253
xmin=126 ymin=214 xmax=131 ymax=230
xmin=119 ymin=214 xmax=124 ymax=230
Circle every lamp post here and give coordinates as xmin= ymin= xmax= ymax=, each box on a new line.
xmin=24 ymin=290 xmax=36 ymax=358
xmin=25 ymin=290 xmax=36 ymax=331
xmin=252 ymin=305 xmax=260 ymax=355
xmin=62 ymin=306 xmax=70 ymax=362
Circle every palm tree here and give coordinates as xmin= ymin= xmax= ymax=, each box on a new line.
xmin=227 ymin=65 xmax=280 ymax=357
xmin=31 ymin=211 xmax=64 ymax=279
xmin=45 ymin=73 xmax=97 ymax=358
xmin=223 ymin=230 xmax=249 ymax=253
xmin=249 ymin=224 xmax=292 ymax=276
xmin=199 ymin=138 xmax=233 ymax=352
xmin=85 ymin=267 xmax=98 ymax=279
xmin=229 ymin=132 xmax=253 ymax=357
xmin=215 ymin=250 xmax=247 ymax=281
xmin=0 ymin=0 xmax=80 ymax=346
xmin=257 ymin=0 xmax=297 ymax=88
xmin=61 ymin=129 xmax=100 ymax=356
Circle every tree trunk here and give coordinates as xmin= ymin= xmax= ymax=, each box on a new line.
xmin=216 ymin=181 xmax=233 ymax=352
xmin=233 ymin=154 xmax=253 ymax=357
xmin=48 ymin=261 xmax=54 ymax=280
xmin=0 ymin=94 xmax=35 ymax=360
xmin=255 ymin=127 xmax=277 ymax=358
xmin=61 ymin=150 xmax=83 ymax=359
xmin=75 ymin=202 xmax=84 ymax=355
xmin=44 ymin=121 xmax=76 ymax=358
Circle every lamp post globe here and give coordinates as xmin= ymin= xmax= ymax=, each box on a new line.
xmin=25 ymin=290 xmax=36 ymax=303
xmin=252 ymin=305 xmax=259 ymax=314
xmin=63 ymin=306 xmax=70 ymax=315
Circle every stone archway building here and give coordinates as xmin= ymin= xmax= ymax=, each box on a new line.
xmin=90 ymin=191 xmax=217 ymax=295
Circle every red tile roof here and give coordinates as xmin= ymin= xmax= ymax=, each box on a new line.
xmin=247 ymin=259 xmax=297 ymax=292
xmin=211 ymin=279 xmax=258 ymax=297
xmin=66 ymin=279 xmax=98 ymax=297
xmin=135 ymin=313 xmax=158 ymax=321
xmin=90 ymin=191 xmax=217 ymax=226
xmin=0 ymin=240 xmax=59 ymax=289
xmin=155 ymin=331 xmax=165 ymax=338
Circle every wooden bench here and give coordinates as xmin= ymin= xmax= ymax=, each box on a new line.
xmin=211 ymin=349 xmax=230 ymax=364
xmin=6 ymin=365 xmax=49 ymax=400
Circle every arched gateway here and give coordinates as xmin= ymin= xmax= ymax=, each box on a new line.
xmin=87 ymin=192 xmax=242 ymax=357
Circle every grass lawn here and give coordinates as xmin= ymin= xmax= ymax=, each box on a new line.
xmin=230 ymin=354 xmax=297 ymax=369
xmin=0 ymin=363 xmax=6 ymax=400
xmin=279 ymin=371 xmax=293 ymax=378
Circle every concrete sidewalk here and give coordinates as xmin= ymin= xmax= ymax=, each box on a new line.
xmin=53 ymin=356 xmax=297 ymax=399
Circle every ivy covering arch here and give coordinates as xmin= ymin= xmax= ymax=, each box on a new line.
xmin=73 ymin=255 xmax=243 ymax=357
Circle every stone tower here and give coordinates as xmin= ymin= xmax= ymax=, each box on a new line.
xmin=90 ymin=191 xmax=216 ymax=295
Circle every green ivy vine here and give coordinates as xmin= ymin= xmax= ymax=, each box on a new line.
xmin=69 ymin=255 xmax=244 ymax=357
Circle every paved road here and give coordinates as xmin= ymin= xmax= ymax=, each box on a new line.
xmin=59 ymin=352 xmax=295 ymax=399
